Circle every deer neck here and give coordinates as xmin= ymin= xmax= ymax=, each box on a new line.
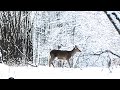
xmin=71 ymin=49 xmax=77 ymax=56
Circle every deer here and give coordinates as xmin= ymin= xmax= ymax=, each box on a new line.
xmin=49 ymin=45 xmax=81 ymax=68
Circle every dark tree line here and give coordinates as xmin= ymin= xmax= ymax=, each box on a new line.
xmin=0 ymin=11 xmax=33 ymax=66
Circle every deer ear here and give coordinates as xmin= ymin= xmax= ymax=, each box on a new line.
xmin=75 ymin=45 xmax=77 ymax=48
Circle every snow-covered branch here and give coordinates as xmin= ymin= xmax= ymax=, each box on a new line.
xmin=90 ymin=50 xmax=120 ymax=58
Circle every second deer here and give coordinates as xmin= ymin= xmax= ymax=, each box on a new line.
xmin=49 ymin=45 xmax=81 ymax=68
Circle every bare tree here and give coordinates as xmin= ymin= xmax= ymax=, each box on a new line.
xmin=0 ymin=11 xmax=33 ymax=66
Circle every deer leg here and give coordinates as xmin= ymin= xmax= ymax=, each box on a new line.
xmin=63 ymin=62 xmax=65 ymax=66
xmin=49 ymin=58 xmax=52 ymax=67
xmin=67 ymin=60 xmax=71 ymax=68
xmin=61 ymin=60 xmax=64 ymax=68
xmin=49 ymin=55 xmax=55 ymax=67
xmin=62 ymin=61 xmax=64 ymax=68
xmin=0 ymin=57 xmax=1 ymax=63
xmin=57 ymin=60 xmax=60 ymax=67
xmin=51 ymin=61 xmax=55 ymax=67
xmin=59 ymin=60 xmax=62 ymax=67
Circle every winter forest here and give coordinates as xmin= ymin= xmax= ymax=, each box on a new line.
xmin=1 ymin=11 xmax=120 ymax=79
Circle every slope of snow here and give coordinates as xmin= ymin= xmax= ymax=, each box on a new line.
xmin=1 ymin=64 xmax=120 ymax=79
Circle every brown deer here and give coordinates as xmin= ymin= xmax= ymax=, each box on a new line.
xmin=49 ymin=45 xmax=81 ymax=67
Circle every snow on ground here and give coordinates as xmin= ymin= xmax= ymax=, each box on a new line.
xmin=1 ymin=64 xmax=120 ymax=79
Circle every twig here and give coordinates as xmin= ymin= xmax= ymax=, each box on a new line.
xmin=0 ymin=46 xmax=7 ymax=53
xmin=106 ymin=50 xmax=120 ymax=58
xmin=6 ymin=39 xmax=25 ymax=57
xmin=112 ymin=12 xmax=120 ymax=24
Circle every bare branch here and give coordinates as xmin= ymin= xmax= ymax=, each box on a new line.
xmin=104 ymin=11 xmax=120 ymax=35
xmin=0 ymin=46 xmax=7 ymax=53
xmin=112 ymin=12 xmax=120 ymax=24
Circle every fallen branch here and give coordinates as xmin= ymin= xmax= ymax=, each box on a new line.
xmin=27 ymin=62 xmax=38 ymax=67
xmin=75 ymin=50 xmax=120 ymax=68
xmin=90 ymin=50 xmax=120 ymax=58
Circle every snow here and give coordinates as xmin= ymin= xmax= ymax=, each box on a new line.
xmin=32 ymin=11 xmax=120 ymax=67
xmin=1 ymin=11 xmax=120 ymax=79
xmin=1 ymin=63 xmax=120 ymax=79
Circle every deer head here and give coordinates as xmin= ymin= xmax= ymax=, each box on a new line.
xmin=74 ymin=45 xmax=81 ymax=52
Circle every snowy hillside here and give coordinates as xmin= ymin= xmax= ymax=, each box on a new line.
xmin=1 ymin=63 xmax=120 ymax=79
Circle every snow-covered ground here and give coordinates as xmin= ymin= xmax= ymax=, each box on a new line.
xmin=1 ymin=63 xmax=120 ymax=79
xmin=1 ymin=11 xmax=120 ymax=79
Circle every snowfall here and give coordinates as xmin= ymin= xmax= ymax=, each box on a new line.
xmin=1 ymin=11 xmax=120 ymax=79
